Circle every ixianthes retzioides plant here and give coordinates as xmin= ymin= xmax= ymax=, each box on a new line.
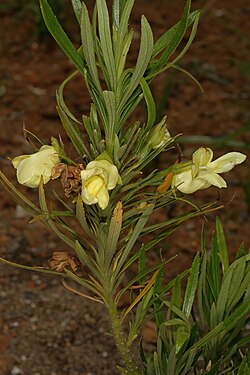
xmin=0 ymin=0 xmax=247 ymax=374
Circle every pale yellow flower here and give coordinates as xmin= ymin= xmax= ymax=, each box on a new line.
xmin=81 ymin=160 xmax=119 ymax=210
xmin=12 ymin=145 xmax=60 ymax=188
xmin=173 ymin=147 xmax=246 ymax=194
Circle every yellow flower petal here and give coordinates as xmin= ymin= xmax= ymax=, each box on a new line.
xmin=12 ymin=146 xmax=60 ymax=188
xmin=208 ymin=152 xmax=246 ymax=173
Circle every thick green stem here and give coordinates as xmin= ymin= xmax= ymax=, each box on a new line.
xmin=106 ymin=297 xmax=141 ymax=375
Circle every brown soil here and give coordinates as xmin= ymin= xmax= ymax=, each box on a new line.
xmin=0 ymin=0 xmax=249 ymax=374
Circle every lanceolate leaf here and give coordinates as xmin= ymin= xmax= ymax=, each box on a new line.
xmin=112 ymin=0 xmax=121 ymax=31
xmin=96 ymin=0 xmax=116 ymax=90
xmin=56 ymin=105 xmax=91 ymax=159
xmin=112 ymin=204 xmax=154 ymax=279
xmin=57 ymin=71 xmax=82 ymax=124
xmin=105 ymin=201 xmax=123 ymax=267
xmin=38 ymin=182 xmax=75 ymax=249
xmin=118 ymin=16 xmax=154 ymax=114
xmin=140 ymin=77 xmax=156 ymax=130
xmin=163 ymin=11 xmax=200 ymax=71
xmin=103 ymin=90 xmax=116 ymax=136
xmin=150 ymin=0 xmax=191 ymax=71
xmin=114 ymin=0 xmax=135 ymax=66
xmin=75 ymin=240 xmax=101 ymax=278
xmin=182 ymin=252 xmax=200 ymax=318
xmin=39 ymin=0 xmax=85 ymax=74
xmin=71 ymin=0 xmax=82 ymax=24
xmin=152 ymin=9 xmax=199 ymax=58
xmin=81 ymin=2 xmax=102 ymax=92
xmin=216 ymin=216 xmax=229 ymax=272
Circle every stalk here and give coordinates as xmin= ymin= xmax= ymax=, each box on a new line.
xmin=106 ymin=297 xmax=141 ymax=375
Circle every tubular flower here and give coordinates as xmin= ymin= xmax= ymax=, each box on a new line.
xmin=172 ymin=147 xmax=246 ymax=194
xmin=12 ymin=145 xmax=60 ymax=188
xmin=81 ymin=160 xmax=119 ymax=210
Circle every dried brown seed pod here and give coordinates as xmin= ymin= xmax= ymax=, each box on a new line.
xmin=48 ymin=251 xmax=81 ymax=273
xmin=51 ymin=163 xmax=84 ymax=197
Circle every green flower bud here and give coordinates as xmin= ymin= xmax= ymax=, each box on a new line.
xmin=147 ymin=116 xmax=171 ymax=149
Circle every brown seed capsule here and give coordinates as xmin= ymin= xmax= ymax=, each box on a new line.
xmin=51 ymin=163 xmax=84 ymax=197
xmin=48 ymin=251 xmax=80 ymax=273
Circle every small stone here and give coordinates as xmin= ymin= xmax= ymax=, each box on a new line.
xmin=11 ymin=366 xmax=22 ymax=375
xmin=10 ymin=321 xmax=19 ymax=328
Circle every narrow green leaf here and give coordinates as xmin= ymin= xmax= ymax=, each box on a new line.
xmin=97 ymin=0 xmax=116 ymax=90
xmin=114 ymin=0 xmax=135 ymax=67
xmin=112 ymin=0 xmax=121 ymax=31
xmin=64 ymin=268 xmax=103 ymax=297
xmin=216 ymin=268 xmax=233 ymax=322
xmin=82 ymin=114 xmax=99 ymax=155
xmin=113 ymin=204 xmax=154 ymax=279
xmin=191 ymin=322 xmax=224 ymax=350
xmin=118 ymin=15 xmax=154 ymax=114
xmin=183 ymin=252 xmax=200 ymax=318
xmin=236 ymin=243 xmax=246 ymax=259
xmin=152 ymin=9 xmax=199 ymax=57
xmin=81 ymin=3 xmax=102 ymax=92
xmin=57 ymin=104 xmax=91 ymax=158
xmin=180 ymin=348 xmax=197 ymax=375
xmin=172 ymin=276 xmax=182 ymax=309
xmin=39 ymin=0 xmax=85 ymax=74
xmin=138 ymin=245 xmax=146 ymax=285
xmin=75 ymin=240 xmax=100 ymax=278
xmin=161 ymin=300 xmax=190 ymax=328
xmin=172 ymin=64 xmax=203 ymax=93
xmin=57 ymin=70 xmax=82 ymax=124
xmin=197 ymin=249 xmax=208 ymax=327
xmin=140 ymin=77 xmax=156 ymax=130
xmin=147 ymin=9 xmax=200 ymax=80
xmin=166 ymin=347 xmax=177 ymax=375
xmin=153 ymin=352 xmax=161 ymax=375
xmin=151 ymin=0 xmax=191 ymax=69
xmin=103 ymin=90 xmax=116 ymax=136
xmin=237 ymin=357 xmax=250 ymax=375
xmin=0 ymin=257 xmax=63 ymax=277
xmin=105 ymin=201 xmax=123 ymax=266
xmin=71 ymin=0 xmax=82 ymax=24
xmin=76 ymin=195 xmax=94 ymax=237
xmin=116 ymin=29 xmax=133 ymax=83
xmin=216 ymin=216 xmax=229 ymax=272
xmin=223 ymin=299 xmax=250 ymax=331
xmin=209 ymin=233 xmax=221 ymax=301
xmin=38 ymin=181 xmax=75 ymax=248
xmin=226 ymin=258 xmax=246 ymax=311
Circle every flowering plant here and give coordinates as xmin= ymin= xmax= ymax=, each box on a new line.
xmin=0 ymin=0 xmax=248 ymax=373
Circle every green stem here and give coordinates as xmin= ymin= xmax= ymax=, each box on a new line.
xmin=106 ymin=297 xmax=141 ymax=375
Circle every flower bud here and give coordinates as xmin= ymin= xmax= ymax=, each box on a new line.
xmin=147 ymin=116 xmax=171 ymax=149
xmin=12 ymin=145 xmax=60 ymax=188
